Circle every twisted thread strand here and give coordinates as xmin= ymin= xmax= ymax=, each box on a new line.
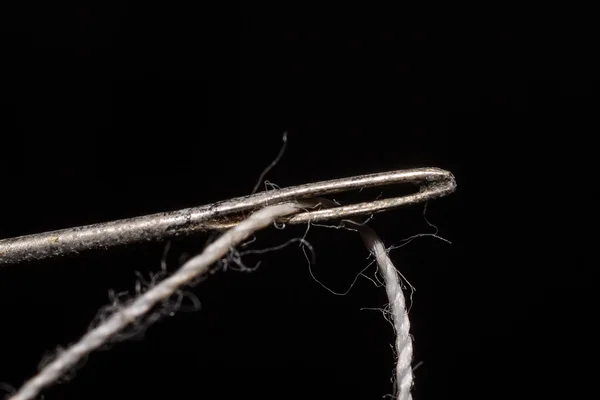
xmin=359 ymin=226 xmax=413 ymax=400
xmin=9 ymin=203 xmax=299 ymax=400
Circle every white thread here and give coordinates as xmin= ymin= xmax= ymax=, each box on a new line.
xmin=359 ymin=226 xmax=414 ymax=400
xmin=9 ymin=203 xmax=418 ymax=400
xmin=8 ymin=203 xmax=300 ymax=400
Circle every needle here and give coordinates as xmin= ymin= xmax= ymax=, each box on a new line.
xmin=0 ymin=167 xmax=456 ymax=266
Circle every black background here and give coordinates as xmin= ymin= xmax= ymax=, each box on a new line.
xmin=0 ymin=4 xmax=596 ymax=400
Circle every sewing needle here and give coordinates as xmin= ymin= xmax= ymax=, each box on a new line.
xmin=0 ymin=167 xmax=456 ymax=266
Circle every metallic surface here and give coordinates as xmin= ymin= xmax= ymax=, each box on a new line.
xmin=0 ymin=167 xmax=456 ymax=266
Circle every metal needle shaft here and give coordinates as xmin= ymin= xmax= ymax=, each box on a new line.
xmin=0 ymin=167 xmax=456 ymax=266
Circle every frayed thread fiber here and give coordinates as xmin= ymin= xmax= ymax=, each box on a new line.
xmin=8 ymin=203 xmax=299 ymax=400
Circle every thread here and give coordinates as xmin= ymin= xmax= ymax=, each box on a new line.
xmin=359 ymin=225 xmax=414 ymax=400
xmin=8 ymin=203 xmax=417 ymax=400
xmin=8 ymin=203 xmax=300 ymax=400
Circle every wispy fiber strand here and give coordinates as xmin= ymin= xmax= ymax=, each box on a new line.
xmin=8 ymin=203 xmax=300 ymax=400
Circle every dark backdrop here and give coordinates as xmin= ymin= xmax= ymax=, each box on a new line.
xmin=1 ymin=4 xmax=596 ymax=400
